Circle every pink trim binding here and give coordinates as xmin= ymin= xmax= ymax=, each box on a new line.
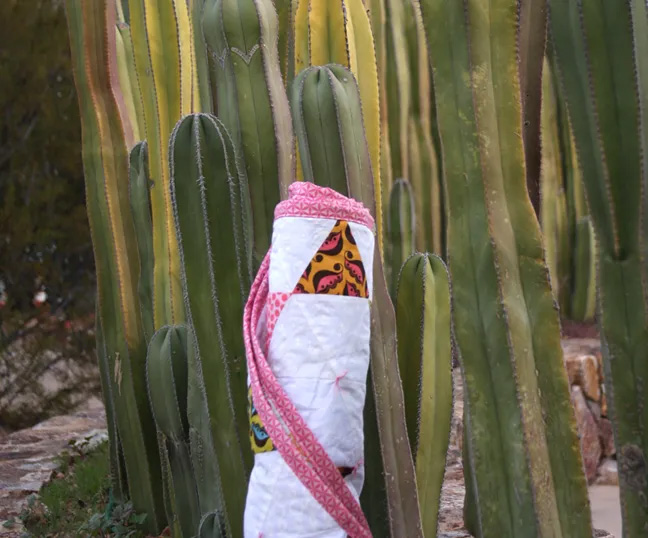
xmin=244 ymin=255 xmax=372 ymax=538
xmin=275 ymin=182 xmax=375 ymax=230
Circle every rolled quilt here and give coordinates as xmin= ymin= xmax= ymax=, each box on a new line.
xmin=243 ymin=183 xmax=375 ymax=537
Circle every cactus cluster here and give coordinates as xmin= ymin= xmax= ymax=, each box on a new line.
xmin=67 ymin=0 xmax=648 ymax=536
xmin=540 ymin=58 xmax=596 ymax=322
xmin=395 ymin=253 xmax=452 ymax=536
xmin=550 ymin=1 xmax=648 ymax=534
xmin=420 ymin=0 xmax=592 ymax=536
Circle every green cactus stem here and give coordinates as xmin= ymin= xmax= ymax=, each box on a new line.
xmin=202 ymin=0 xmax=294 ymax=267
xmin=292 ymin=63 xmax=423 ymax=537
xmin=128 ymin=141 xmax=155 ymax=342
xmin=396 ymin=253 xmax=452 ymax=537
xmin=66 ymin=1 xmax=166 ymax=531
xmin=387 ymin=179 xmax=415 ymax=299
xmin=147 ymin=326 xmax=201 ymax=537
xmin=549 ymin=0 xmax=648 ymax=534
xmin=128 ymin=0 xmax=196 ymax=328
xmin=170 ymin=113 xmax=252 ymax=537
xmin=420 ymin=0 xmax=592 ymax=536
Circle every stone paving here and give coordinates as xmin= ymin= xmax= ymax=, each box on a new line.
xmin=0 ymin=397 xmax=106 ymax=536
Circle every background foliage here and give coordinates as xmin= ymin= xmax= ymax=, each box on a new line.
xmin=0 ymin=0 xmax=97 ymax=431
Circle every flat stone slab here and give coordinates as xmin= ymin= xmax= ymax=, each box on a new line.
xmin=0 ymin=397 xmax=106 ymax=534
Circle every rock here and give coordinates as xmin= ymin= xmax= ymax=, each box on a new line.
xmin=599 ymin=418 xmax=616 ymax=457
xmin=0 ymin=399 xmax=106 ymax=527
xmin=571 ymin=386 xmax=603 ymax=483
xmin=565 ymin=355 xmax=581 ymax=385
xmin=588 ymin=400 xmax=602 ymax=421
xmin=601 ymin=391 xmax=608 ymax=417
xmin=583 ymin=361 xmax=602 ymax=401
xmin=596 ymin=459 xmax=619 ymax=486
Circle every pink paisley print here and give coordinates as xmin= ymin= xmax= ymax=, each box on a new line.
xmin=275 ymin=182 xmax=375 ymax=230
xmin=244 ymin=254 xmax=371 ymax=538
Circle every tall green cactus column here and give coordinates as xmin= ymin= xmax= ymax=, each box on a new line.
xmin=420 ymin=1 xmax=592 ymax=537
xmin=170 ymin=113 xmax=252 ymax=537
xmin=292 ymin=0 xmax=383 ymax=244
xmin=147 ymin=326 xmax=201 ymax=537
xmin=387 ymin=179 xmax=415 ymax=298
xmin=292 ymin=64 xmax=423 ymax=538
xmin=550 ymin=1 xmax=648 ymax=535
xmin=128 ymin=0 xmax=196 ymax=327
xmin=66 ymin=1 xmax=166 ymax=532
xmin=395 ymin=253 xmax=452 ymax=537
xmin=202 ymin=0 xmax=294 ymax=267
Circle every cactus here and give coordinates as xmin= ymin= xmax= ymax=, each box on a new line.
xmin=66 ymin=1 xmax=166 ymax=532
xmin=96 ymin=311 xmax=127 ymax=501
xmin=198 ymin=511 xmax=227 ymax=538
xmin=190 ymin=0 xmax=213 ymax=113
xmin=170 ymin=113 xmax=252 ymax=537
xmin=540 ymin=57 xmax=596 ymax=322
xmin=128 ymin=142 xmax=155 ymax=342
xmin=292 ymin=64 xmax=422 ymax=537
xmin=518 ymin=0 xmax=547 ymax=214
xmin=395 ymin=253 xmax=452 ymax=537
xmin=404 ymin=0 xmax=443 ymax=256
xmin=384 ymin=0 xmax=410 ymax=184
xmin=368 ymin=0 xmax=393 ymax=197
xmin=549 ymin=0 xmax=648 ymax=534
xmin=273 ymin=0 xmax=294 ymax=84
xmin=293 ymin=0 xmax=382 ymax=244
xmin=570 ymin=217 xmax=596 ymax=322
xmin=128 ymin=0 xmax=197 ymax=327
xmin=114 ymin=2 xmax=144 ymax=145
xmin=540 ymin=59 xmax=571 ymax=311
xmin=387 ymin=179 xmax=415 ymax=298
xmin=146 ymin=326 xmax=201 ymax=537
xmin=202 ymin=0 xmax=294 ymax=267
xmin=420 ymin=1 xmax=592 ymax=536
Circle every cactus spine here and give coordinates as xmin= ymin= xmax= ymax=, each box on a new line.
xmin=146 ymin=326 xmax=201 ymax=537
xmin=387 ymin=179 xmax=415 ymax=298
xmin=395 ymin=253 xmax=452 ymax=537
xmin=420 ymin=1 xmax=592 ymax=536
xmin=292 ymin=64 xmax=422 ymax=537
xmin=549 ymin=0 xmax=648 ymax=534
xmin=66 ymin=1 xmax=165 ymax=532
xmin=170 ymin=113 xmax=252 ymax=537
xmin=202 ymin=0 xmax=294 ymax=267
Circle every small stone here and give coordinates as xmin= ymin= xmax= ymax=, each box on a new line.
xmin=571 ymin=386 xmax=602 ymax=483
xmin=596 ymin=459 xmax=618 ymax=486
xmin=565 ymin=354 xmax=601 ymax=401
xmin=599 ymin=418 xmax=616 ymax=457
xmin=565 ymin=354 xmax=581 ymax=385
xmin=601 ymin=391 xmax=608 ymax=417
xmin=588 ymin=400 xmax=602 ymax=421
xmin=581 ymin=355 xmax=602 ymax=401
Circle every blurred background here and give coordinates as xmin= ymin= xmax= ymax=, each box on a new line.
xmin=0 ymin=0 xmax=99 ymax=433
